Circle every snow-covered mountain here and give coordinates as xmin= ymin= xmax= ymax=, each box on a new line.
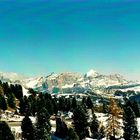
xmin=0 ymin=71 xmax=27 ymax=82
xmin=0 ymin=70 xmax=139 ymax=95
xmin=21 ymin=69 xmax=140 ymax=94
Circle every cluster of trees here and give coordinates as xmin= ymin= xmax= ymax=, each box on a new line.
xmin=106 ymin=97 xmax=140 ymax=140
xmin=19 ymin=95 xmax=104 ymax=140
xmin=0 ymin=82 xmax=140 ymax=140
xmin=0 ymin=81 xmax=23 ymax=111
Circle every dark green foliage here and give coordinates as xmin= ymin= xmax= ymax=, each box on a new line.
xmin=58 ymin=97 xmax=65 ymax=111
xmin=36 ymin=93 xmax=46 ymax=113
xmin=90 ymin=112 xmax=99 ymax=138
xmin=28 ymin=88 xmax=37 ymax=97
xmin=55 ymin=118 xmax=68 ymax=139
xmin=45 ymin=98 xmax=54 ymax=115
xmin=123 ymin=98 xmax=140 ymax=117
xmin=35 ymin=126 xmax=50 ymax=140
xmin=132 ymin=100 xmax=140 ymax=117
xmin=0 ymin=85 xmax=7 ymax=111
xmin=19 ymin=96 xmax=31 ymax=115
xmin=82 ymin=97 xmax=87 ymax=109
xmin=11 ymin=84 xmax=23 ymax=100
xmin=19 ymin=98 xmax=26 ymax=114
xmin=86 ymin=96 xmax=93 ymax=109
xmin=0 ymin=95 xmax=7 ymax=111
xmin=64 ymin=98 xmax=71 ymax=112
xmin=23 ymin=95 xmax=30 ymax=114
xmin=21 ymin=115 xmax=34 ymax=140
xmin=0 ymin=121 xmax=15 ymax=140
xmin=30 ymin=101 xmax=37 ymax=116
xmin=73 ymin=105 xmax=89 ymax=139
xmin=44 ymin=93 xmax=52 ymax=100
xmin=35 ymin=107 xmax=51 ymax=140
xmin=123 ymin=105 xmax=139 ymax=140
xmin=37 ymin=93 xmax=54 ymax=115
xmin=2 ymin=82 xmax=10 ymax=96
xmin=0 ymin=80 xmax=2 ymax=86
xmin=10 ymin=84 xmax=16 ymax=96
xmin=37 ymin=107 xmax=50 ymax=126
xmin=52 ymin=98 xmax=58 ymax=115
xmin=16 ymin=84 xmax=23 ymax=99
xmin=102 ymin=102 xmax=108 ymax=113
xmin=7 ymin=93 xmax=16 ymax=109
xmin=28 ymin=94 xmax=37 ymax=116
xmin=28 ymin=94 xmax=36 ymax=103
xmin=72 ymin=97 xmax=77 ymax=110
xmin=67 ymin=127 xmax=79 ymax=140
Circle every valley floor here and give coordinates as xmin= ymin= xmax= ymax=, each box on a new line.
xmin=1 ymin=112 xmax=140 ymax=140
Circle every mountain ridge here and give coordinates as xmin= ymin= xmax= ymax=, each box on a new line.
xmin=0 ymin=69 xmax=139 ymax=94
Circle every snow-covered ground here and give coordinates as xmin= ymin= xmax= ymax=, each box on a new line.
xmin=22 ymin=86 xmax=30 ymax=96
xmin=1 ymin=112 xmax=140 ymax=140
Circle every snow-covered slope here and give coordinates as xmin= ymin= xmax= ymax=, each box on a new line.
xmin=0 ymin=71 xmax=26 ymax=82
xmin=86 ymin=69 xmax=99 ymax=77
xmin=20 ymin=69 xmax=139 ymax=94
xmin=0 ymin=69 xmax=139 ymax=94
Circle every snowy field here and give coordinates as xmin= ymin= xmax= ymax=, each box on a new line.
xmin=1 ymin=113 xmax=140 ymax=140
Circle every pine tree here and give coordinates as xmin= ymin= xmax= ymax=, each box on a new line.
xmin=123 ymin=105 xmax=139 ymax=140
xmin=106 ymin=98 xmax=122 ymax=139
xmin=23 ymin=95 xmax=30 ymax=114
xmin=7 ymin=93 xmax=16 ymax=109
xmin=35 ymin=107 xmax=51 ymax=140
xmin=12 ymin=84 xmax=23 ymax=100
xmin=19 ymin=98 xmax=26 ymax=115
xmin=21 ymin=115 xmax=34 ymax=140
xmin=86 ymin=96 xmax=93 ymax=109
xmin=28 ymin=88 xmax=37 ymax=97
xmin=28 ymin=94 xmax=37 ymax=116
xmin=67 ymin=127 xmax=79 ymax=140
xmin=58 ymin=97 xmax=65 ymax=111
xmin=64 ymin=98 xmax=71 ymax=112
xmin=72 ymin=97 xmax=77 ymax=110
xmin=45 ymin=98 xmax=54 ymax=115
xmin=0 ymin=80 xmax=2 ymax=86
xmin=52 ymin=98 xmax=58 ymax=115
xmin=55 ymin=118 xmax=68 ymax=139
xmin=81 ymin=97 xmax=87 ymax=109
xmin=0 ymin=121 xmax=15 ymax=140
xmin=36 ymin=93 xmax=46 ymax=113
xmin=0 ymin=95 xmax=7 ymax=111
xmin=132 ymin=100 xmax=140 ymax=117
xmin=73 ymin=105 xmax=89 ymax=139
xmin=90 ymin=112 xmax=99 ymax=138
xmin=2 ymin=82 xmax=9 ymax=96
xmin=0 ymin=85 xmax=7 ymax=113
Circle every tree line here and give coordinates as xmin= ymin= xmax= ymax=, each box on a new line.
xmin=0 ymin=80 xmax=140 ymax=140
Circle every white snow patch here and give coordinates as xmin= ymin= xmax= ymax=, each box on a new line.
xmin=86 ymin=69 xmax=98 ymax=77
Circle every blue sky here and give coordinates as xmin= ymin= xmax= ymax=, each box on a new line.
xmin=0 ymin=0 xmax=140 ymax=80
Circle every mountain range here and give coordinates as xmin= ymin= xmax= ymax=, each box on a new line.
xmin=0 ymin=69 xmax=139 ymax=96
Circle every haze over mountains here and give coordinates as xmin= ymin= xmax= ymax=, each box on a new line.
xmin=0 ymin=69 xmax=139 ymax=95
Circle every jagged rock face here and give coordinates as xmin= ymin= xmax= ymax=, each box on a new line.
xmin=48 ymin=72 xmax=81 ymax=86
xmin=0 ymin=70 xmax=138 ymax=94
xmin=46 ymin=72 xmax=82 ymax=92
xmin=22 ymin=69 xmax=131 ymax=93
xmin=84 ymin=70 xmax=128 ymax=87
